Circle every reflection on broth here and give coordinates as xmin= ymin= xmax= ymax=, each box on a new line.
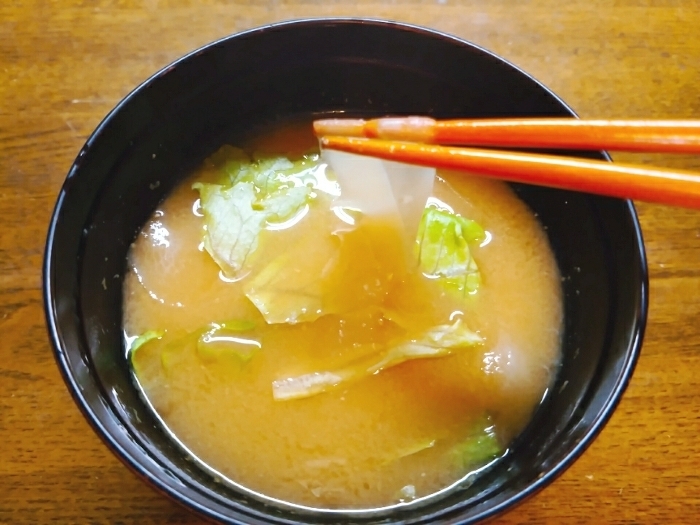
xmin=123 ymin=123 xmax=562 ymax=510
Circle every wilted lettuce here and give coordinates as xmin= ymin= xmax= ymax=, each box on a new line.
xmin=367 ymin=319 xmax=483 ymax=374
xmin=129 ymin=320 xmax=260 ymax=376
xmin=271 ymin=319 xmax=483 ymax=401
xmin=193 ymin=148 xmax=328 ymax=278
xmin=128 ymin=330 xmax=165 ymax=356
xmin=196 ymin=320 xmax=261 ymax=363
xmin=451 ymin=416 xmax=502 ymax=470
xmin=243 ymin=252 xmax=326 ymax=325
xmin=193 ymin=181 xmax=271 ymax=277
xmin=127 ymin=330 xmax=165 ymax=376
xmin=416 ymin=207 xmax=485 ymax=295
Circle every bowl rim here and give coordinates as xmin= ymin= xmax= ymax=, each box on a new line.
xmin=43 ymin=16 xmax=649 ymax=524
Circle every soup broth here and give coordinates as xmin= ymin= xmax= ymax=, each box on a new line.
xmin=124 ymin=123 xmax=562 ymax=510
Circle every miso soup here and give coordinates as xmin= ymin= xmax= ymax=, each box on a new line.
xmin=123 ymin=123 xmax=562 ymax=510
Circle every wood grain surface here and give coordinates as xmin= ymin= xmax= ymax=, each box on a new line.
xmin=2 ymin=1 xmax=699 ymax=523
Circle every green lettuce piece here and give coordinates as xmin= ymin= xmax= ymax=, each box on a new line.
xmin=129 ymin=321 xmax=259 ymax=374
xmin=128 ymin=328 xmax=200 ymax=376
xmin=128 ymin=330 xmax=165 ymax=377
xmin=193 ymin=181 xmax=265 ymax=277
xmin=231 ymin=152 xmax=327 ymax=197
xmin=271 ymin=319 xmax=482 ymax=401
xmin=368 ymin=319 xmax=483 ymax=374
xmin=416 ymin=207 xmax=485 ymax=295
xmin=193 ymin=150 xmax=317 ymax=278
xmin=196 ymin=321 xmax=261 ymax=363
xmin=134 ymin=321 xmax=256 ymax=371
xmin=452 ymin=416 xmax=502 ymax=470
xmin=159 ymin=329 xmax=203 ymax=372
xmin=244 ymin=252 xmax=326 ymax=325
xmin=128 ymin=330 xmax=164 ymax=356
xmin=256 ymin=186 xmax=310 ymax=224
xmin=272 ymin=371 xmax=347 ymax=401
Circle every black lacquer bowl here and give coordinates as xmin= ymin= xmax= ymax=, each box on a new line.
xmin=43 ymin=19 xmax=647 ymax=524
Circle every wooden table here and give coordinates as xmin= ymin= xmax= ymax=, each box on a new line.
xmin=2 ymin=1 xmax=699 ymax=523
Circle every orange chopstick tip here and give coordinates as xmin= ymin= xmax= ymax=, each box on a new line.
xmin=313 ymin=118 xmax=367 ymax=137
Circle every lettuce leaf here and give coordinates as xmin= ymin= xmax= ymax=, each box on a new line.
xmin=271 ymin=319 xmax=482 ymax=401
xmin=127 ymin=330 xmax=165 ymax=377
xmin=244 ymin=252 xmax=326 ymax=325
xmin=193 ymin=150 xmax=324 ymax=278
xmin=129 ymin=321 xmax=259 ymax=375
xmin=159 ymin=329 xmax=204 ymax=372
xmin=193 ymin=181 xmax=265 ymax=277
xmin=451 ymin=416 xmax=502 ymax=470
xmin=416 ymin=207 xmax=485 ymax=295
xmin=368 ymin=319 xmax=483 ymax=374
xmin=197 ymin=321 xmax=261 ymax=363
xmin=272 ymin=371 xmax=347 ymax=401
xmin=128 ymin=330 xmax=165 ymax=356
xmin=323 ymin=149 xmax=435 ymax=247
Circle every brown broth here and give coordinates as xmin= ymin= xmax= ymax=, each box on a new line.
xmin=123 ymin=123 xmax=562 ymax=510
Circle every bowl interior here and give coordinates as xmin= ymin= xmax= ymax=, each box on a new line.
xmin=45 ymin=19 xmax=647 ymax=525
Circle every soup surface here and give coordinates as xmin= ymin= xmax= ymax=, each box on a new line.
xmin=124 ymin=123 xmax=562 ymax=510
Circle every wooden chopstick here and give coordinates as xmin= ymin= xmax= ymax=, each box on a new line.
xmin=318 ymin=135 xmax=700 ymax=209
xmin=313 ymin=117 xmax=700 ymax=154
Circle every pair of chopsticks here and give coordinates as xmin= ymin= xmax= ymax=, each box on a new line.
xmin=313 ymin=117 xmax=700 ymax=209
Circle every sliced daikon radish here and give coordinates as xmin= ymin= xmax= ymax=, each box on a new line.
xmin=322 ymin=149 xmax=435 ymax=245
